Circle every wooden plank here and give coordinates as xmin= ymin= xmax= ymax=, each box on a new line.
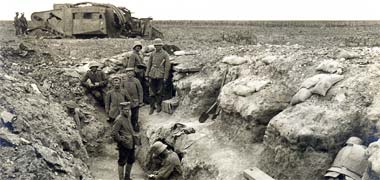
xmin=243 ymin=167 xmax=275 ymax=180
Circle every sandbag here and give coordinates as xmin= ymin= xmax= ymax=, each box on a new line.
xmin=337 ymin=49 xmax=360 ymax=59
xmin=222 ymin=55 xmax=248 ymax=65
xmin=290 ymin=88 xmax=312 ymax=105
xmin=300 ymin=74 xmax=329 ymax=89
xmin=233 ymin=80 xmax=270 ymax=97
xmin=316 ymin=60 xmax=343 ymax=74
xmin=310 ymin=74 xmax=344 ymax=96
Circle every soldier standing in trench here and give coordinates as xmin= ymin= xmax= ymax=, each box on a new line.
xmin=148 ymin=141 xmax=183 ymax=180
xmin=105 ymin=76 xmax=132 ymax=123
xmin=112 ymin=102 xmax=138 ymax=180
xmin=146 ymin=38 xmax=171 ymax=115
xmin=125 ymin=41 xmax=150 ymax=104
xmin=121 ymin=68 xmax=143 ymax=132
xmin=80 ymin=62 xmax=108 ymax=105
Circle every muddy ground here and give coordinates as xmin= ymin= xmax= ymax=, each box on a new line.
xmin=1 ymin=20 xmax=380 ymax=180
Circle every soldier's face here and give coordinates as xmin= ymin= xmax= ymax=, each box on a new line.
xmin=122 ymin=108 xmax=130 ymax=116
xmin=126 ymin=71 xmax=134 ymax=78
xmin=113 ymin=79 xmax=121 ymax=88
xmin=155 ymin=45 xmax=162 ymax=51
xmin=134 ymin=46 xmax=142 ymax=52
xmin=90 ymin=66 xmax=98 ymax=72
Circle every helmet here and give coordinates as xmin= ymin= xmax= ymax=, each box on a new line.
xmin=153 ymin=38 xmax=164 ymax=46
xmin=89 ymin=62 xmax=101 ymax=68
xmin=133 ymin=41 xmax=143 ymax=50
xmin=346 ymin=137 xmax=363 ymax=145
xmin=150 ymin=141 xmax=167 ymax=156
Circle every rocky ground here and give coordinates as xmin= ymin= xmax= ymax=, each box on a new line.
xmin=1 ymin=21 xmax=380 ymax=180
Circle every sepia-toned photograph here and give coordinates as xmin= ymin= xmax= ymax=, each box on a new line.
xmin=0 ymin=0 xmax=380 ymax=180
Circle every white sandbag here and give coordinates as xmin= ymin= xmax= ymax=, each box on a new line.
xmin=290 ymin=88 xmax=312 ymax=105
xmin=222 ymin=55 xmax=248 ymax=65
xmin=300 ymin=74 xmax=329 ymax=89
xmin=336 ymin=49 xmax=360 ymax=59
xmin=316 ymin=60 xmax=344 ymax=74
xmin=310 ymin=74 xmax=344 ymax=96
xmin=233 ymin=85 xmax=254 ymax=96
xmin=174 ymin=51 xmax=186 ymax=56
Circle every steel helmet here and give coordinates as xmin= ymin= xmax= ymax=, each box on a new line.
xmin=153 ymin=38 xmax=164 ymax=46
xmin=346 ymin=136 xmax=363 ymax=145
xmin=133 ymin=41 xmax=143 ymax=49
xmin=89 ymin=62 xmax=101 ymax=68
xmin=150 ymin=141 xmax=167 ymax=156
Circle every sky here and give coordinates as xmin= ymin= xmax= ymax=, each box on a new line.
xmin=2 ymin=0 xmax=380 ymax=20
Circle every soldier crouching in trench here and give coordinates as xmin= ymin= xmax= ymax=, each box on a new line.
xmin=81 ymin=62 xmax=108 ymax=105
xmin=148 ymin=141 xmax=183 ymax=180
xmin=325 ymin=136 xmax=368 ymax=180
xmin=112 ymin=102 xmax=140 ymax=180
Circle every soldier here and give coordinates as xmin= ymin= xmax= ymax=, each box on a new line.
xmin=81 ymin=62 xmax=108 ymax=105
xmin=325 ymin=136 xmax=368 ymax=180
xmin=112 ymin=102 xmax=138 ymax=180
xmin=105 ymin=76 xmax=132 ymax=123
xmin=14 ymin=12 xmax=21 ymax=36
xmin=125 ymin=41 xmax=149 ymax=104
xmin=148 ymin=141 xmax=183 ymax=180
xmin=146 ymin=38 xmax=171 ymax=115
xmin=19 ymin=13 xmax=28 ymax=35
xmin=121 ymin=68 xmax=143 ymax=132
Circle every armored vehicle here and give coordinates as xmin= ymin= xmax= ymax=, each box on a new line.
xmin=28 ymin=2 xmax=163 ymax=39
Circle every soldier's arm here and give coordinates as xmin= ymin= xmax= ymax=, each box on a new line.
xmin=135 ymin=79 xmax=143 ymax=103
xmin=99 ymin=71 xmax=108 ymax=86
xmin=104 ymin=91 xmax=111 ymax=114
xmin=128 ymin=54 xmax=136 ymax=68
xmin=80 ymin=72 xmax=89 ymax=86
xmin=111 ymin=119 xmax=122 ymax=142
xmin=163 ymin=53 xmax=171 ymax=80
xmin=146 ymin=54 xmax=153 ymax=77
xmin=155 ymin=159 xmax=176 ymax=179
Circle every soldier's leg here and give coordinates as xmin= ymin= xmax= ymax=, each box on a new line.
xmin=156 ymin=79 xmax=164 ymax=113
xmin=131 ymin=106 xmax=139 ymax=132
xmin=118 ymin=144 xmax=128 ymax=180
xmin=125 ymin=148 xmax=135 ymax=180
xmin=149 ymin=79 xmax=158 ymax=114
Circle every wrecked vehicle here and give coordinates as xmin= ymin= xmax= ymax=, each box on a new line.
xmin=28 ymin=2 xmax=163 ymax=39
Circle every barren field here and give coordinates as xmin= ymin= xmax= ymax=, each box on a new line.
xmin=1 ymin=20 xmax=380 ymax=180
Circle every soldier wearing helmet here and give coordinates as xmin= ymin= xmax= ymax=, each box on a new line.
xmin=146 ymin=38 xmax=171 ymax=115
xmin=325 ymin=136 xmax=368 ymax=180
xmin=124 ymin=41 xmax=149 ymax=104
xmin=80 ymin=62 xmax=108 ymax=104
xmin=112 ymin=102 xmax=139 ymax=180
xmin=148 ymin=141 xmax=183 ymax=180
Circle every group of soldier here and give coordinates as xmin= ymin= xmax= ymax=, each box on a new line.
xmin=80 ymin=38 xmax=182 ymax=180
xmin=14 ymin=12 xmax=28 ymax=36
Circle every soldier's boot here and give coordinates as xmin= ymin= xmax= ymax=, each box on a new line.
xmin=118 ymin=165 xmax=125 ymax=180
xmin=149 ymin=96 xmax=156 ymax=115
xmin=156 ymin=96 xmax=162 ymax=113
xmin=124 ymin=164 xmax=133 ymax=180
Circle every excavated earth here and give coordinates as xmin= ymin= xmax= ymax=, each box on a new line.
xmin=1 ymin=21 xmax=380 ymax=180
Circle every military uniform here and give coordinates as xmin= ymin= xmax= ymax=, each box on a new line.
xmin=155 ymin=151 xmax=183 ymax=180
xmin=81 ymin=68 xmax=108 ymax=104
xmin=105 ymin=89 xmax=131 ymax=122
xmin=111 ymin=103 xmax=136 ymax=180
xmin=14 ymin=13 xmax=21 ymax=36
xmin=121 ymin=76 xmax=143 ymax=131
xmin=19 ymin=14 xmax=28 ymax=35
xmin=126 ymin=51 xmax=150 ymax=104
xmin=146 ymin=48 xmax=171 ymax=111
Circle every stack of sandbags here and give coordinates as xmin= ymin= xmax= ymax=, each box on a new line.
xmin=226 ymin=77 xmax=271 ymax=97
xmin=291 ymin=74 xmax=344 ymax=105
